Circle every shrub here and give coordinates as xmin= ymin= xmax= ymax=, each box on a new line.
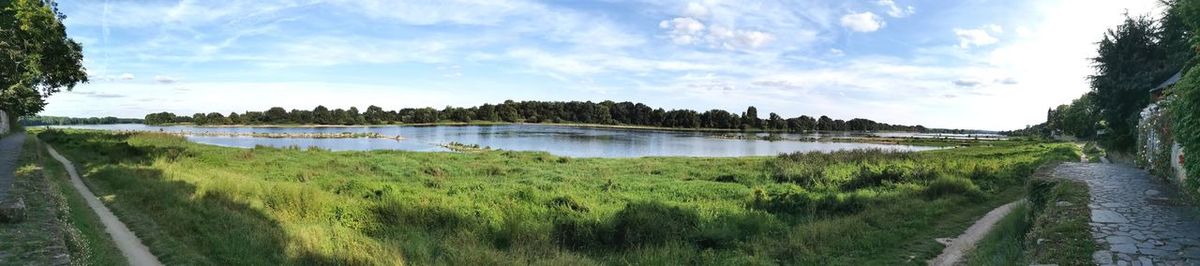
xmin=923 ymin=176 xmax=984 ymax=200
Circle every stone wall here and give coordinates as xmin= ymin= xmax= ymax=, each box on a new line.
xmin=1172 ymin=143 xmax=1187 ymax=184
xmin=0 ymin=109 xmax=8 ymax=135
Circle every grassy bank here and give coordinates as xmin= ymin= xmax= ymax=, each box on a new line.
xmin=965 ymin=176 xmax=1095 ymax=265
xmin=0 ymin=135 xmax=125 ymax=265
xmin=34 ymin=129 xmax=1076 ymax=265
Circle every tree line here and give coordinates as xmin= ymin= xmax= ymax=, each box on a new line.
xmin=145 ymin=100 xmax=929 ymax=132
xmin=19 ymin=115 xmax=143 ymax=126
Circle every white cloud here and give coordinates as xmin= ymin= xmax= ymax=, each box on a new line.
xmin=953 ymin=28 xmax=999 ymax=48
xmin=877 ymin=0 xmax=915 ymax=18
xmin=841 ymin=12 xmax=884 ymax=32
xmin=119 ymin=73 xmax=135 ymax=80
xmin=154 ymin=75 xmax=178 ymax=84
xmin=660 ymin=17 xmax=706 ymax=45
xmin=683 ymin=2 xmax=709 ymax=18
xmin=659 ymin=17 xmax=774 ymax=49
xmin=829 ymin=48 xmax=845 ymax=56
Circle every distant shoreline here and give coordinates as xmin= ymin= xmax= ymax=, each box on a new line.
xmin=139 ymin=121 xmax=937 ymax=134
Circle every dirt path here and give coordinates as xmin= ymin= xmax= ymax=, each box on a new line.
xmin=46 ymin=145 xmax=162 ymax=266
xmin=928 ymin=200 xmax=1023 ymax=266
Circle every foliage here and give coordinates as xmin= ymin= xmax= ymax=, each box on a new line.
xmin=19 ymin=115 xmax=143 ymax=126
xmin=35 ymin=129 xmax=1076 ymax=265
xmin=1046 ymin=92 xmax=1102 ymax=139
xmin=1169 ymin=0 xmax=1200 ymax=195
xmin=1173 ymin=67 xmax=1200 ymax=193
xmin=0 ymin=0 xmax=88 ymax=116
xmin=1022 ymin=179 xmax=1095 ymax=265
xmin=144 ymin=100 xmax=930 ymax=132
xmin=965 ymin=177 xmax=1094 ymax=266
xmin=1089 ymin=13 xmax=1189 ymax=152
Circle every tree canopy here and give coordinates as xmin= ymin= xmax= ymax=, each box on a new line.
xmin=145 ymin=100 xmax=930 ymax=132
xmin=0 ymin=0 xmax=88 ymax=116
xmin=1088 ymin=11 xmax=1192 ymax=151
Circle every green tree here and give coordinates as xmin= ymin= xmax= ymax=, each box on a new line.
xmin=1089 ymin=14 xmax=1174 ymax=152
xmin=364 ymin=105 xmax=385 ymax=124
xmin=0 ymin=0 xmax=88 ymax=116
xmin=313 ymin=105 xmax=331 ymax=125
xmin=768 ymin=113 xmax=785 ymax=130
xmin=742 ymin=106 xmax=761 ymax=129
xmin=265 ymin=107 xmax=289 ymax=124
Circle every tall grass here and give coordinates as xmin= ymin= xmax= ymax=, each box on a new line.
xmin=34 ymin=129 xmax=1078 ymax=265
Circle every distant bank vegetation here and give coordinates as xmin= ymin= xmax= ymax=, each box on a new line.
xmin=19 ymin=116 xmax=144 ymax=126
xmin=145 ymin=100 xmax=934 ymax=132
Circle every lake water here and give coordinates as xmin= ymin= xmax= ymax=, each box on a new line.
xmin=49 ymin=124 xmax=945 ymax=158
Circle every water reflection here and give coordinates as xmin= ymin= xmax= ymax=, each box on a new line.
xmin=51 ymin=124 xmax=946 ymax=158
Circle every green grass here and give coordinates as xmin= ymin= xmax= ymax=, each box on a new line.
xmin=1023 ymin=179 xmax=1095 ymax=265
xmin=33 ymin=129 xmax=1078 ymax=265
xmin=1082 ymin=142 xmax=1105 ymax=163
xmin=0 ymin=134 xmax=125 ymax=265
xmin=964 ymin=176 xmax=1095 ymax=266
xmin=964 ymin=202 xmax=1031 ymax=266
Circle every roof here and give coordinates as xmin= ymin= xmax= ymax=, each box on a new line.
xmin=1151 ymin=70 xmax=1183 ymax=93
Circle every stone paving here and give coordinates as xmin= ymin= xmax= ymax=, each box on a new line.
xmin=0 ymin=132 xmax=27 ymax=200
xmin=1055 ymin=162 xmax=1200 ymax=265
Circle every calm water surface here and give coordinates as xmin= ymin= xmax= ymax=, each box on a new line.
xmin=51 ymin=124 xmax=945 ymax=158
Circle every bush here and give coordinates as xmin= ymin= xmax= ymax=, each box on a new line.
xmin=924 ymin=176 xmax=984 ymax=200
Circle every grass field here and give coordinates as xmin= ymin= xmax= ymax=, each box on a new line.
xmin=34 ymin=129 xmax=1077 ymax=265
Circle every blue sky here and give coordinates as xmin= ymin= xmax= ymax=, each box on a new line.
xmin=47 ymin=0 xmax=1162 ymax=130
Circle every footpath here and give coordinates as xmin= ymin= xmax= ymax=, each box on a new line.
xmin=1055 ymin=162 xmax=1200 ymax=265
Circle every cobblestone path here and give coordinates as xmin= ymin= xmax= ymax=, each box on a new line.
xmin=1055 ymin=162 xmax=1200 ymax=265
xmin=0 ymin=132 xmax=27 ymax=200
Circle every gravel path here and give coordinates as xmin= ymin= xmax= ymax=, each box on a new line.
xmin=0 ymin=132 xmax=26 ymax=201
xmin=46 ymin=145 xmax=162 ymax=266
xmin=1055 ymin=162 xmax=1200 ymax=265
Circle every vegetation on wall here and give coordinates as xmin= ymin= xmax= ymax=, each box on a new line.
xmin=145 ymin=100 xmax=932 ymax=132
xmin=1173 ymin=68 xmax=1200 ymax=193
xmin=1168 ymin=0 xmax=1199 ymax=194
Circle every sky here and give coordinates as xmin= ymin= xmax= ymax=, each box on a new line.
xmin=46 ymin=0 xmax=1165 ymax=130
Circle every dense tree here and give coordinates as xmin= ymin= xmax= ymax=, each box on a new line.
xmin=21 ymin=115 xmax=141 ymax=126
xmin=364 ymin=105 xmax=386 ymax=124
xmin=229 ymin=112 xmax=242 ymax=124
xmin=0 ymin=0 xmax=88 ymax=117
xmin=144 ymin=112 xmax=177 ymax=125
xmin=767 ymin=113 xmax=786 ymax=130
xmin=742 ymin=106 xmax=761 ymax=129
xmin=816 ymin=116 xmax=834 ymax=131
xmin=313 ymin=105 xmax=332 ymax=125
xmin=144 ymin=100 xmax=928 ymax=132
xmin=1089 ymin=14 xmax=1183 ymax=152
xmin=265 ymin=107 xmax=289 ymax=124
